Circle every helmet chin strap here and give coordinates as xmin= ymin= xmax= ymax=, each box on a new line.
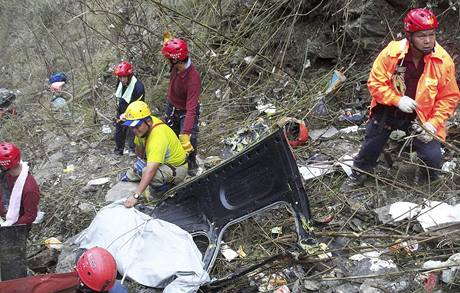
xmin=141 ymin=120 xmax=151 ymax=139
xmin=408 ymin=34 xmax=433 ymax=55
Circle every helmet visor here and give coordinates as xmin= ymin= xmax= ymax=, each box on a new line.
xmin=122 ymin=119 xmax=144 ymax=127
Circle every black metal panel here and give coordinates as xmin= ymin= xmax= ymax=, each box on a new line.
xmin=139 ymin=128 xmax=312 ymax=271
xmin=0 ymin=224 xmax=29 ymax=280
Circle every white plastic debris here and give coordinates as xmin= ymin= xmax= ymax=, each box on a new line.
xmin=339 ymin=125 xmax=359 ymax=134
xmin=243 ymin=56 xmax=254 ymax=64
xmin=87 ymin=177 xmax=111 ymax=186
xmin=102 ymin=125 xmax=112 ymax=134
xmin=207 ymin=49 xmax=217 ymax=57
xmin=336 ymin=154 xmax=354 ymax=177
xmin=298 ymin=154 xmax=355 ymax=180
xmin=298 ymin=164 xmax=334 ymax=180
xmin=256 ymin=100 xmax=276 ymax=115
xmin=384 ymin=200 xmax=460 ymax=231
xmin=33 ymin=211 xmax=45 ymax=224
xmin=349 ymin=250 xmax=398 ymax=272
xmin=271 ymin=227 xmax=283 ymax=235
xmin=220 ymin=241 xmax=239 ymax=261
xmin=442 ymin=159 xmax=457 ymax=173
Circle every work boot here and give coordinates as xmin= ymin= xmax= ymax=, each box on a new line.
xmin=128 ymin=148 xmax=136 ymax=157
xmin=340 ymin=172 xmax=366 ymax=193
xmin=414 ymin=167 xmax=441 ymax=188
xmin=187 ymin=156 xmax=199 ymax=177
xmin=113 ymin=148 xmax=123 ymax=156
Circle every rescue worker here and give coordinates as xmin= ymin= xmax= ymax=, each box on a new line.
xmin=121 ymin=101 xmax=188 ymax=208
xmin=0 ymin=142 xmax=40 ymax=226
xmin=0 ymin=247 xmax=127 ymax=293
xmin=113 ymin=61 xmax=145 ymax=156
xmin=161 ymin=38 xmax=201 ymax=176
xmin=342 ymin=8 xmax=460 ymax=191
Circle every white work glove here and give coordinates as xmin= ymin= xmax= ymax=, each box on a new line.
xmin=398 ymin=96 xmax=417 ymax=113
xmin=412 ymin=122 xmax=436 ymax=143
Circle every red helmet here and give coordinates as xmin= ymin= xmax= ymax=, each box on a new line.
xmin=162 ymin=38 xmax=189 ymax=61
xmin=114 ymin=61 xmax=133 ymax=77
xmin=76 ymin=247 xmax=117 ymax=292
xmin=0 ymin=142 xmax=21 ymax=170
xmin=404 ymin=8 xmax=438 ymax=33
xmin=285 ymin=119 xmax=309 ymax=148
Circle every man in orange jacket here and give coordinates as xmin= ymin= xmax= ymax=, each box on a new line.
xmin=343 ymin=8 xmax=460 ymax=190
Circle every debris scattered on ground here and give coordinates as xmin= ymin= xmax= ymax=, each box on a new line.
xmin=221 ymin=119 xmax=269 ymax=158
xmin=374 ymin=200 xmax=460 ymax=231
xmin=422 ymin=253 xmax=460 ymax=284
xmin=309 ymin=127 xmax=339 ymax=141
xmin=256 ymin=98 xmax=276 ymax=115
xmin=338 ymin=108 xmax=365 ymax=125
xmin=325 ymin=70 xmax=346 ymax=95
xmin=220 ymin=242 xmax=239 ymax=261
xmin=86 ymin=177 xmax=111 ymax=186
xmin=44 ymin=237 xmax=63 ymax=250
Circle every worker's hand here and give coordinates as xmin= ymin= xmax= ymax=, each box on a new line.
xmin=115 ymin=113 xmax=126 ymax=124
xmin=419 ymin=122 xmax=436 ymax=143
xmin=124 ymin=194 xmax=138 ymax=208
xmin=398 ymin=96 xmax=417 ymax=113
xmin=179 ymin=134 xmax=194 ymax=154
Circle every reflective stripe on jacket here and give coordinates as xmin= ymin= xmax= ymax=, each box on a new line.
xmin=368 ymin=38 xmax=460 ymax=140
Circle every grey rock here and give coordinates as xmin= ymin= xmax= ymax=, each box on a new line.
xmin=292 ymin=279 xmax=320 ymax=291
xmin=27 ymin=248 xmax=60 ymax=271
xmin=55 ymin=235 xmax=82 ymax=273
xmin=105 ymin=181 xmax=138 ymax=202
xmin=335 ymin=283 xmax=359 ymax=293
xmin=48 ymin=151 xmax=64 ymax=163
xmin=89 ymin=142 xmax=99 ymax=149
xmin=46 ymin=135 xmax=68 ymax=153
xmin=34 ymin=161 xmax=63 ymax=185
xmin=80 ymin=184 xmax=99 ymax=193
xmin=373 ymin=205 xmax=393 ymax=224
xmin=358 ymin=278 xmax=412 ymax=293
xmin=78 ymin=202 xmax=95 ymax=213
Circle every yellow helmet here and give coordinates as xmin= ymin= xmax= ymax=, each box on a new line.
xmin=122 ymin=101 xmax=152 ymax=127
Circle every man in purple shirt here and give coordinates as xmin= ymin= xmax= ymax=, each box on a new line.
xmin=162 ymin=38 xmax=201 ymax=176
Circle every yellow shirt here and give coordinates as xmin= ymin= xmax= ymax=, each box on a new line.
xmin=134 ymin=116 xmax=186 ymax=167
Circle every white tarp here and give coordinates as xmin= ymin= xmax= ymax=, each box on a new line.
xmin=74 ymin=202 xmax=210 ymax=292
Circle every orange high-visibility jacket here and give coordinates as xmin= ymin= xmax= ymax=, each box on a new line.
xmin=368 ymin=38 xmax=460 ymax=140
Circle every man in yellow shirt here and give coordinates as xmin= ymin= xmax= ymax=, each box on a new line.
xmin=121 ymin=101 xmax=187 ymax=208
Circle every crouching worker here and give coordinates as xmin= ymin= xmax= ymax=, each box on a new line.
xmin=0 ymin=142 xmax=40 ymax=226
xmin=0 ymin=247 xmax=127 ymax=293
xmin=119 ymin=101 xmax=188 ymax=208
